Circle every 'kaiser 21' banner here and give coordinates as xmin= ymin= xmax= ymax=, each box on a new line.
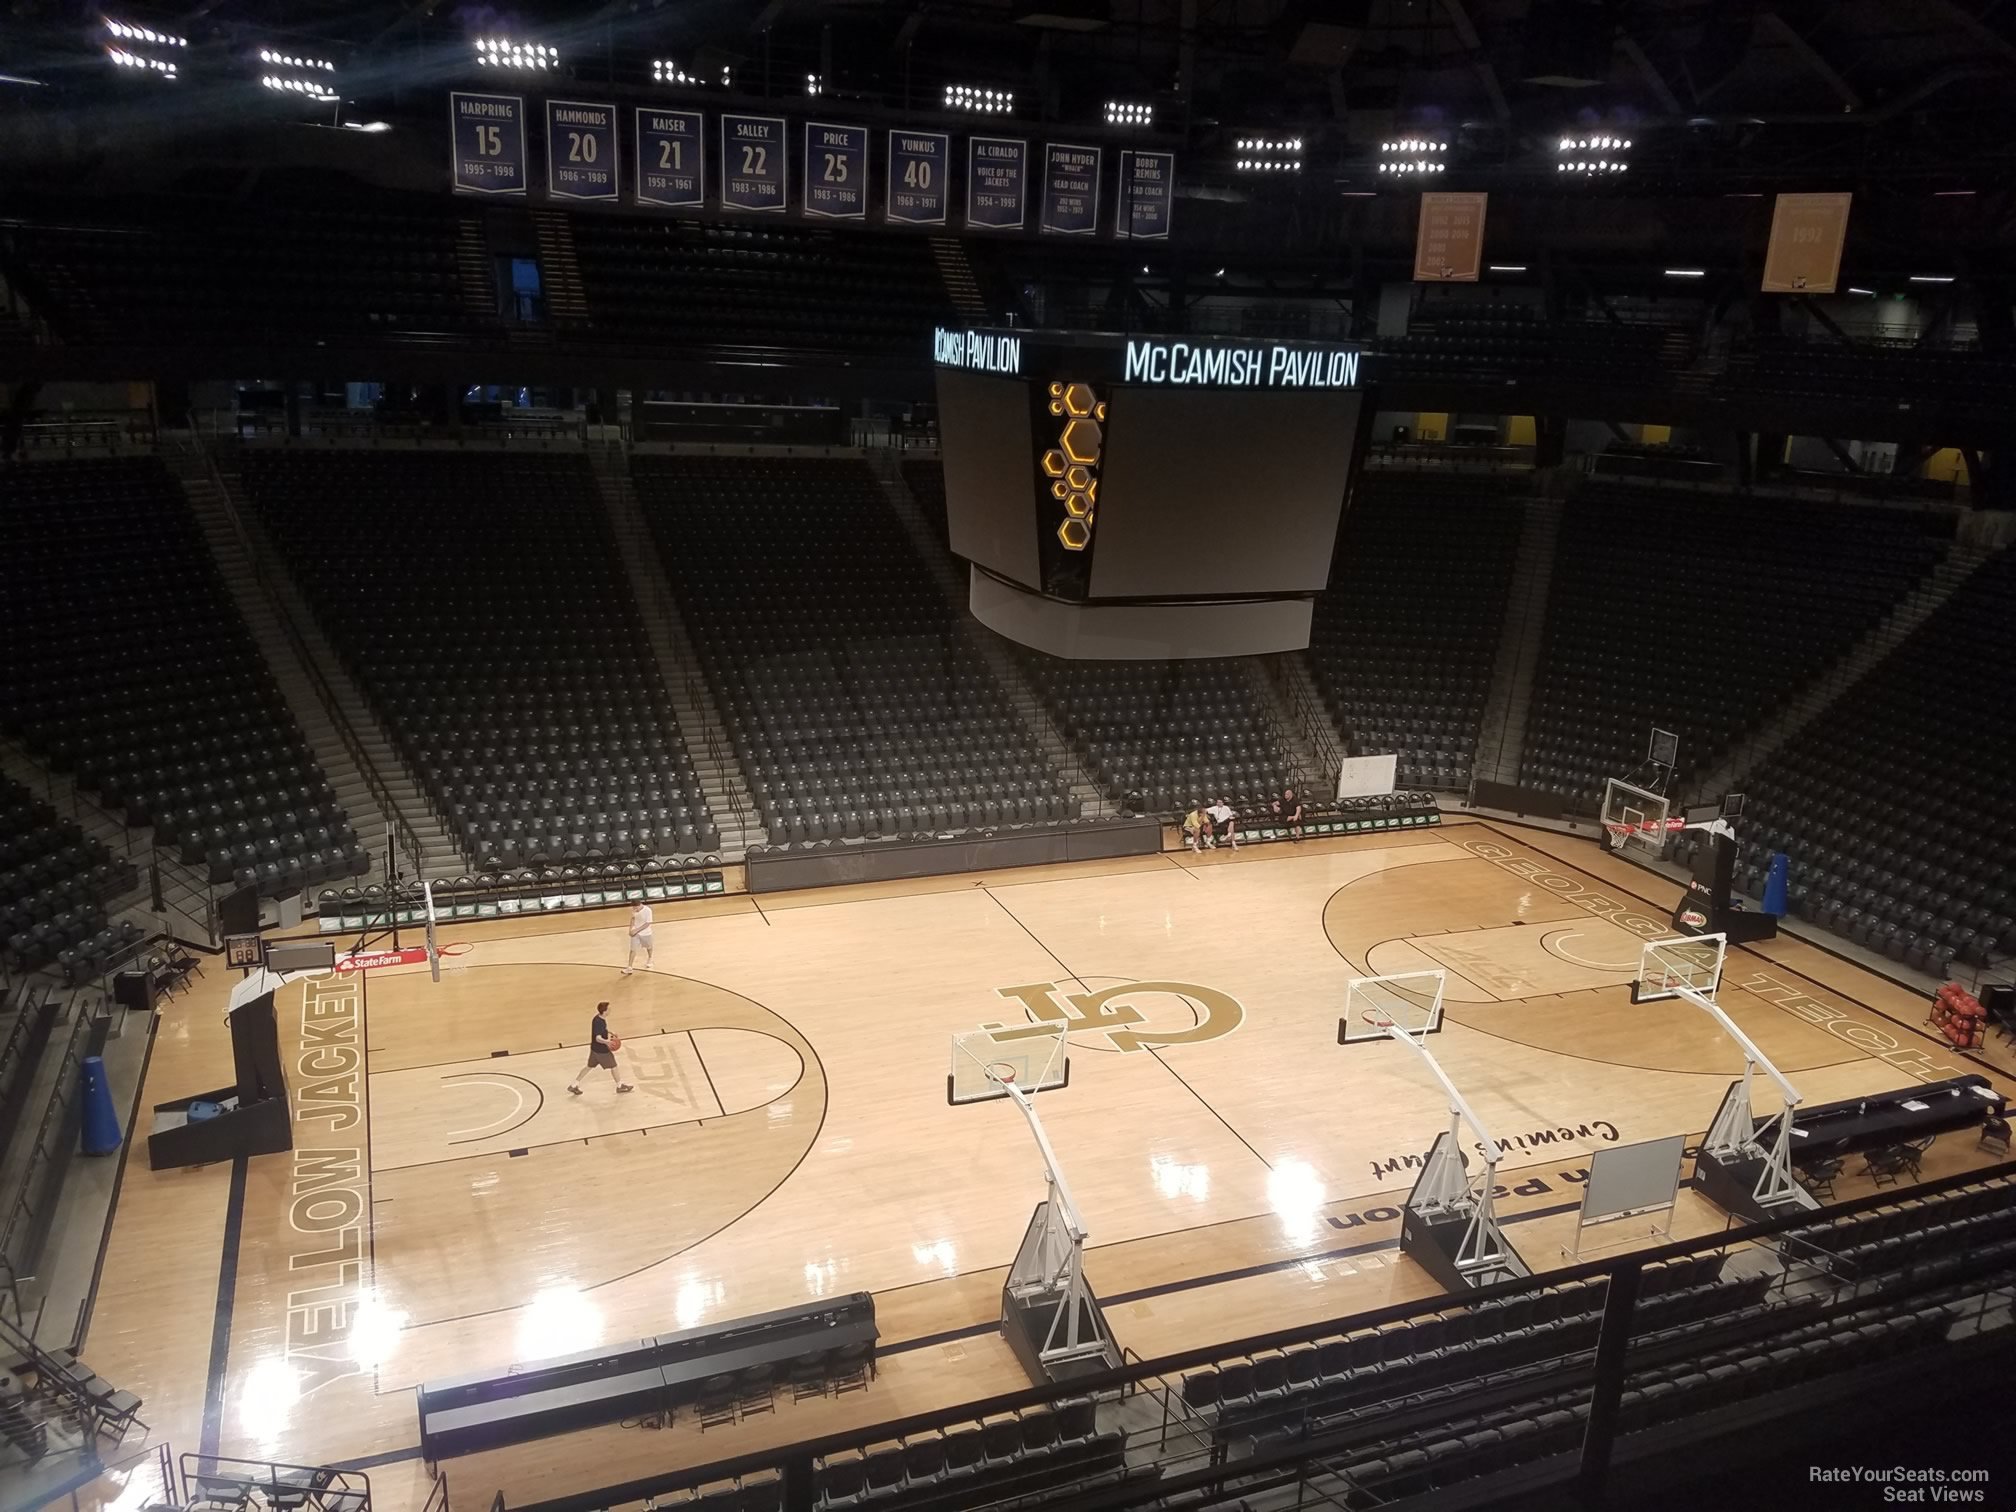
xmin=636 ymin=108 xmax=703 ymax=209
xmin=450 ymin=92 xmax=528 ymax=196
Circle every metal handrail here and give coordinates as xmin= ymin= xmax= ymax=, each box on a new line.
xmin=178 ymin=1452 xmax=371 ymax=1512
xmin=189 ymin=429 xmax=425 ymax=881
xmin=0 ymin=994 xmax=102 ymax=1276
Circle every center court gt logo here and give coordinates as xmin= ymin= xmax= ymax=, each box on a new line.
xmin=983 ymin=979 xmax=1244 ymax=1054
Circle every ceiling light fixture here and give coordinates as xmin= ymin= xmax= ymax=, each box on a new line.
xmin=945 ymin=83 xmax=1014 ymax=113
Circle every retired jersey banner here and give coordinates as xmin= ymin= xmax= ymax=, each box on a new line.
xmin=636 ymin=107 xmax=704 ymax=208
xmin=1762 ymin=192 xmax=1852 ymax=294
xmin=721 ymin=113 xmax=787 ymax=212
xmin=804 ymin=122 xmax=869 ymax=219
xmin=449 ymin=91 xmax=528 ymax=196
xmin=886 ymin=130 xmax=949 ymax=225
xmin=1040 ymin=142 xmax=1102 ymax=236
xmin=545 ymin=99 xmax=618 ymax=202
xmin=966 ymin=136 xmax=1029 ymax=230
xmin=1413 ymin=191 xmax=1488 ymax=282
xmin=1115 ymin=149 xmax=1174 ymax=240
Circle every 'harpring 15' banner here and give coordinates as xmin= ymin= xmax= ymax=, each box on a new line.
xmin=546 ymin=100 xmax=618 ymax=202
xmin=721 ymin=114 xmax=787 ymax=212
xmin=636 ymin=108 xmax=703 ymax=208
xmin=1115 ymin=150 xmax=1174 ymax=240
xmin=804 ymin=122 xmax=868 ymax=219
xmin=967 ymin=137 xmax=1029 ymax=231
xmin=1040 ymin=143 xmax=1101 ymax=236
xmin=450 ymin=92 xmax=527 ymax=196
xmin=886 ymin=130 xmax=949 ymax=226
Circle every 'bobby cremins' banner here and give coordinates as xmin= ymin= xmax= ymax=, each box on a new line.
xmin=450 ymin=92 xmax=527 ymax=196
xmin=967 ymin=137 xmax=1029 ymax=230
xmin=636 ymin=108 xmax=703 ymax=208
xmin=1115 ymin=150 xmax=1174 ymax=240
xmin=803 ymin=122 xmax=868 ymax=219
xmin=721 ymin=114 xmax=787 ymax=212
xmin=545 ymin=99 xmax=618 ymax=202
xmin=1040 ymin=143 xmax=1102 ymax=236
xmin=887 ymin=131 xmax=950 ymax=226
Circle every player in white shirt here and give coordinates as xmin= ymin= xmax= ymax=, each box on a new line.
xmin=1206 ymin=798 xmax=1238 ymax=850
xmin=621 ymin=900 xmax=655 ymax=975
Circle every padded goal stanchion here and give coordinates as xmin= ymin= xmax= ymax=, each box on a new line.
xmin=80 ymin=1054 xmax=122 ymax=1156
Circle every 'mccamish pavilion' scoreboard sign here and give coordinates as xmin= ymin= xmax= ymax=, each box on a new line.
xmin=932 ymin=327 xmax=1364 ymax=391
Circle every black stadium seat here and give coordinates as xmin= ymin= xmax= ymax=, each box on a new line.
xmin=234 ymin=449 xmax=714 ymax=870
xmin=0 ymin=455 xmax=357 ymax=905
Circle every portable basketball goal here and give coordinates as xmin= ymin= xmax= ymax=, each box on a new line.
xmin=1632 ymin=934 xmax=1816 ymax=1218
xmin=1338 ymin=971 xmax=1528 ymax=1289
xmin=948 ymin=1026 xmax=1119 ymax=1383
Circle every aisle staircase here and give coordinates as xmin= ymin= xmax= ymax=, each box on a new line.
xmin=866 ymin=453 xmax=1109 ymax=818
xmin=454 ymin=216 xmax=497 ymax=322
xmin=1473 ymin=495 xmax=1563 ymax=787
xmin=1689 ymin=537 xmax=2007 ymax=805
xmin=929 ymin=238 xmax=991 ymax=321
xmin=162 ymin=442 xmax=454 ymax=879
xmin=530 ymin=209 xmax=591 ymax=325
xmin=587 ymin=444 xmax=761 ymax=857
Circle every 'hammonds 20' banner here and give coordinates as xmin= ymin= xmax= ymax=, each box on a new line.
xmin=546 ymin=99 xmax=618 ymax=202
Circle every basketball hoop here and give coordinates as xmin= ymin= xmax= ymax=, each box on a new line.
xmin=987 ymin=1062 xmax=1020 ymax=1086
xmin=1362 ymin=1008 xmax=1398 ymax=1032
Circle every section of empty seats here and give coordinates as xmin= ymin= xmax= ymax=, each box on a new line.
xmin=0 ymin=777 xmax=139 ymax=979
xmin=1022 ymin=658 xmax=1295 ymax=815
xmin=1180 ymin=1253 xmax=1734 ymax=1440
xmin=0 ymin=457 xmax=358 ymax=902
xmin=569 ymin=219 xmax=952 ymax=350
xmin=811 ymin=1402 xmax=1122 ymax=1512
xmin=1519 ymin=489 xmax=1949 ymax=808
xmin=1727 ymin=339 xmax=2016 ymax=420
xmin=630 ymin=456 xmax=1072 ymax=844
xmin=1731 ymin=547 xmax=2016 ymax=972
xmin=1307 ymin=473 xmax=1524 ymax=790
xmin=236 ymin=450 xmax=714 ymax=870
xmin=2 ymin=196 xmax=485 ymax=344
xmin=900 ymin=459 xmax=949 ymax=547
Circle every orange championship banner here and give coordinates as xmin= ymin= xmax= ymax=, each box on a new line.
xmin=1761 ymin=192 xmax=1852 ymax=293
xmin=1414 ymin=191 xmax=1488 ymax=282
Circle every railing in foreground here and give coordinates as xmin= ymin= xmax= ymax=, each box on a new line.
xmin=177 ymin=1452 xmax=372 ymax=1512
xmin=486 ymin=1157 xmax=2016 ymax=1512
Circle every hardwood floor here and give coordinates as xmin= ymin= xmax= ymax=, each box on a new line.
xmin=76 ymin=817 xmax=2014 ymax=1512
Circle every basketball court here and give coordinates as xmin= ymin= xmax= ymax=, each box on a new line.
xmin=78 ymin=817 xmax=2014 ymax=1512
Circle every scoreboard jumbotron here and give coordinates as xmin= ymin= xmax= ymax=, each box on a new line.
xmin=931 ymin=326 xmax=1374 ymax=659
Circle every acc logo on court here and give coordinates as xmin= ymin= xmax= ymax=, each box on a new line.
xmin=983 ymin=979 xmax=1244 ymax=1054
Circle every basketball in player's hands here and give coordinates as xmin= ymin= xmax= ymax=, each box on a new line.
xmin=606 ymin=1032 xmax=623 ymax=1052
